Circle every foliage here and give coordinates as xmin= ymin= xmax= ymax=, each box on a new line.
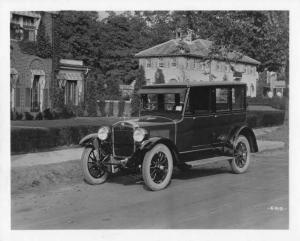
xmin=131 ymin=66 xmax=146 ymax=116
xmin=247 ymin=110 xmax=285 ymax=128
xmin=35 ymin=13 xmax=52 ymax=58
xmin=154 ymin=68 xmax=165 ymax=84
xmin=19 ymin=12 xmax=52 ymax=58
xmin=42 ymin=108 xmax=53 ymax=120
xmin=54 ymin=11 xmax=289 ymax=104
xmin=24 ymin=112 xmax=34 ymax=120
xmin=11 ymin=125 xmax=99 ymax=154
xmin=51 ymin=85 xmax=65 ymax=111
xmin=118 ymin=100 xmax=125 ymax=117
xmin=85 ymin=79 xmax=98 ymax=116
xmin=35 ymin=112 xmax=43 ymax=120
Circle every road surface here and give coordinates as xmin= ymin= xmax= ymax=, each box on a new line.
xmin=11 ymin=149 xmax=288 ymax=229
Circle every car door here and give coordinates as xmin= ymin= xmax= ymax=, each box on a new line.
xmin=211 ymin=86 xmax=233 ymax=146
xmin=177 ymin=86 xmax=212 ymax=151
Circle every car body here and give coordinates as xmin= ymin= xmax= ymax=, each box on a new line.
xmin=80 ymin=81 xmax=258 ymax=191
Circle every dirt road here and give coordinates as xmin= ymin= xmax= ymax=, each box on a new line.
xmin=11 ymin=148 xmax=288 ymax=229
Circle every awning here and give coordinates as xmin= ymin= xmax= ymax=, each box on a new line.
xmin=31 ymin=69 xmax=45 ymax=76
xmin=57 ymin=72 xmax=83 ymax=81
xmin=138 ymin=88 xmax=186 ymax=95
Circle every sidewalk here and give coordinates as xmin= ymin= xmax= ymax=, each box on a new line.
xmin=11 ymin=127 xmax=285 ymax=168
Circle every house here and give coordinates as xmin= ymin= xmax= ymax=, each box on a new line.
xmin=263 ymin=71 xmax=286 ymax=97
xmin=10 ymin=11 xmax=89 ymax=114
xmin=135 ymin=31 xmax=260 ymax=97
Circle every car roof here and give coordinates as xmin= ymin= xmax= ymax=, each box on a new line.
xmin=141 ymin=81 xmax=246 ymax=89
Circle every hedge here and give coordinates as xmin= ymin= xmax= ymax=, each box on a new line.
xmin=11 ymin=125 xmax=99 ymax=154
xmin=246 ymin=110 xmax=285 ymax=128
xmin=11 ymin=110 xmax=285 ymax=154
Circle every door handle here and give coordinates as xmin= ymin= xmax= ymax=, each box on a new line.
xmin=193 ymin=117 xmax=196 ymax=120
xmin=213 ymin=114 xmax=218 ymax=118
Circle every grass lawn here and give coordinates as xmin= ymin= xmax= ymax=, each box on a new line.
xmin=11 ymin=117 xmax=127 ymax=129
xmin=259 ymin=121 xmax=289 ymax=148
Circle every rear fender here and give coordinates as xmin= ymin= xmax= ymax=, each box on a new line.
xmin=228 ymin=125 xmax=258 ymax=153
xmin=139 ymin=137 xmax=180 ymax=164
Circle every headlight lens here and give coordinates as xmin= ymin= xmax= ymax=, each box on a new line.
xmin=98 ymin=126 xmax=110 ymax=140
xmin=133 ymin=128 xmax=147 ymax=142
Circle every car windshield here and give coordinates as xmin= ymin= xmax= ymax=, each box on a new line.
xmin=139 ymin=88 xmax=186 ymax=117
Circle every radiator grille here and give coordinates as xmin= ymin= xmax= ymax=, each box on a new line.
xmin=113 ymin=123 xmax=134 ymax=157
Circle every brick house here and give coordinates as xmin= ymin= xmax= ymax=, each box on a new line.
xmin=10 ymin=11 xmax=88 ymax=114
xmin=135 ymin=31 xmax=261 ymax=97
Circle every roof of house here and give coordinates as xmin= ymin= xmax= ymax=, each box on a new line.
xmin=135 ymin=38 xmax=260 ymax=65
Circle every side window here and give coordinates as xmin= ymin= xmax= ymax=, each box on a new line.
xmin=215 ymin=88 xmax=230 ymax=112
xmin=185 ymin=87 xmax=210 ymax=115
xmin=232 ymin=87 xmax=245 ymax=110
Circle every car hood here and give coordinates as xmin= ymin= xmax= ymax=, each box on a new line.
xmin=119 ymin=115 xmax=175 ymax=128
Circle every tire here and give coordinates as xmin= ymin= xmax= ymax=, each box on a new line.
xmin=142 ymin=144 xmax=173 ymax=191
xmin=81 ymin=147 xmax=108 ymax=185
xmin=230 ymin=135 xmax=251 ymax=174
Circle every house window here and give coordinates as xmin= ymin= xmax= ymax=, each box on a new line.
xmin=232 ymin=87 xmax=245 ymax=110
xmin=65 ymin=80 xmax=77 ymax=105
xmin=171 ymin=58 xmax=177 ymax=67
xmin=215 ymin=62 xmax=220 ymax=72
xmin=215 ymin=88 xmax=230 ymax=112
xmin=31 ymin=75 xmax=41 ymax=112
xmin=146 ymin=59 xmax=151 ymax=68
xmin=191 ymin=59 xmax=195 ymax=69
xmin=158 ymin=58 xmax=164 ymax=68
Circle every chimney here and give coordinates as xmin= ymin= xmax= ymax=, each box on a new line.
xmin=175 ymin=28 xmax=183 ymax=39
xmin=184 ymin=29 xmax=194 ymax=43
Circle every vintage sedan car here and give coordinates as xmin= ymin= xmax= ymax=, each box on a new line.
xmin=79 ymin=81 xmax=258 ymax=191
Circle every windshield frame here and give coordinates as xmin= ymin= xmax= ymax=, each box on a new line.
xmin=138 ymin=87 xmax=188 ymax=118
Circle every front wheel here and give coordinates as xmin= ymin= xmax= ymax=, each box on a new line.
xmin=142 ymin=144 xmax=173 ymax=191
xmin=81 ymin=147 xmax=108 ymax=185
xmin=230 ymin=135 xmax=251 ymax=174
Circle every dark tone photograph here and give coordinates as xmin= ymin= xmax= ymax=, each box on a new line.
xmin=9 ymin=9 xmax=289 ymax=231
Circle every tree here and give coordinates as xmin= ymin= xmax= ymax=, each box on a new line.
xmin=131 ymin=66 xmax=146 ymax=116
xmin=154 ymin=68 xmax=165 ymax=84
xmin=36 ymin=13 xmax=52 ymax=58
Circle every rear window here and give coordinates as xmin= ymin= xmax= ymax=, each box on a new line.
xmin=232 ymin=87 xmax=245 ymax=110
xmin=216 ymin=88 xmax=230 ymax=112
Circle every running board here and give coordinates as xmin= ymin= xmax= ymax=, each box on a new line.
xmin=185 ymin=156 xmax=233 ymax=167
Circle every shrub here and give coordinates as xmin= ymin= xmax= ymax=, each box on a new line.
xmin=97 ymin=100 xmax=106 ymax=117
xmin=24 ymin=112 xmax=34 ymax=120
xmin=42 ymin=108 xmax=53 ymax=120
xmin=16 ymin=112 xmax=23 ymax=120
xmin=108 ymin=101 xmax=114 ymax=116
xmin=35 ymin=112 xmax=43 ymax=120
xmin=246 ymin=110 xmax=285 ymax=128
xmin=247 ymin=96 xmax=287 ymax=110
xmin=11 ymin=125 xmax=100 ymax=154
xmin=118 ymin=100 xmax=125 ymax=117
xmin=131 ymin=66 xmax=146 ymax=116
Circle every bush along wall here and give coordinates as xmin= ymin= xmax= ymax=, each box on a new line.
xmin=11 ymin=125 xmax=100 ymax=154
xmin=246 ymin=110 xmax=285 ymax=128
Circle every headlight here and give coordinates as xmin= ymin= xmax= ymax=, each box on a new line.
xmin=98 ymin=126 xmax=110 ymax=141
xmin=133 ymin=128 xmax=147 ymax=142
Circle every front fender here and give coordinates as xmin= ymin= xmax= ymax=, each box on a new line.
xmin=79 ymin=133 xmax=98 ymax=146
xmin=228 ymin=125 xmax=258 ymax=153
xmin=139 ymin=137 xmax=180 ymax=164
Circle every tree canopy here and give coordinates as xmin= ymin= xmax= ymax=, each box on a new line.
xmin=54 ymin=10 xmax=289 ymax=92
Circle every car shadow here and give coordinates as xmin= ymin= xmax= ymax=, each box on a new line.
xmin=105 ymin=163 xmax=232 ymax=188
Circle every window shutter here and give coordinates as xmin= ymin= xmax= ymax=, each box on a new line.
xmin=43 ymin=89 xmax=48 ymax=109
xmin=15 ymin=87 xmax=21 ymax=107
xmin=25 ymin=88 xmax=31 ymax=107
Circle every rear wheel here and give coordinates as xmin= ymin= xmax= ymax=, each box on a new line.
xmin=142 ymin=144 xmax=173 ymax=191
xmin=81 ymin=147 xmax=108 ymax=184
xmin=230 ymin=135 xmax=251 ymax=174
